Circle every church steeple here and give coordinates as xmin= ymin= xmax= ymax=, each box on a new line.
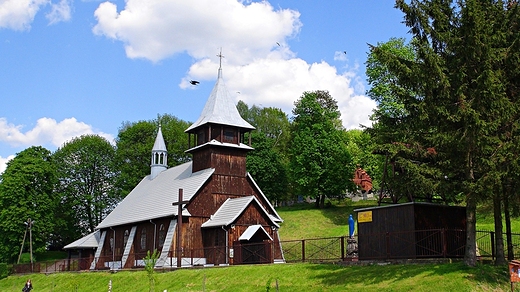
xmin=185 ymin=51 xmax=255 ymax=174
xmin=150 ymin=125 xmax=167 ymax=179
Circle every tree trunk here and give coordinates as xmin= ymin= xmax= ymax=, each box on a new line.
xmin=493 ymin=192 xmax=506 ymax=265
xmin=464 ymin=193 xmax=477 ymax=266
xmin=314 ymin=196 xmax=320 ymax=208
xmin=504 ymin=192 xmax=514 ymax=261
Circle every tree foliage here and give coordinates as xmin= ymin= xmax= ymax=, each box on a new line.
xmin=370 ymin=0 xmax=520 ymax=266
xmin=114 ymin=114 xmax=191 ymax=198
xmin=53 ymin=135 xmax=118 ymax=236
xmin=288 ymin=90 xmax=351 ymax=208
xmin=0 ymin=146 xmax=58 ymax=262
xmin=343 ymin=129 xmax=383 ymax=193
xmin=237 ymin=101 xmax=291 ymax=203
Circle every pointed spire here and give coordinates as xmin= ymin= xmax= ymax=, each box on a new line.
xmin=150 ymin=125 xmax=167 ymax=179
xmin=185 ymin=50 xmax=254 ymax=133
xmin=152 ymin=125 xmax=167 ymax=152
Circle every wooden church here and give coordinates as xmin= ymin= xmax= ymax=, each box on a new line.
xmin=64 ymin=65 xmax=284 ymax=269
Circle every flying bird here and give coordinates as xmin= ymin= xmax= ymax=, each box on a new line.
xmin=343 ymin=51 xmax=347 ymax=54
xmin=190 ymin=80 xmax=200 ymax=85
xmin=276 ymin=42 xmax=281 ymax=46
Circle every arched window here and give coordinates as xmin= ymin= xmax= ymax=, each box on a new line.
xmin=140 ymin=228 xmax=147 ymax=250
xmin=109 ymin=236 xmax=114 ymax=252
xmin=123 ymin=230 xmax=129 ymax=248
xmin=158 ymin=224 xmax=166 ymax=248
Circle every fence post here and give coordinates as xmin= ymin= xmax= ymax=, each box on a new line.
xmin=341 ymin=236 xmax=345 ymax=261
xmin=490 ymin=231 xmax=495 ymax=261
xmin=441 ymin=229 xmax=447 ymax=257
xmin=386 ymin=232 xmax=390 ymax=260
xmin=301 ymin=240 xmax=305 ymax=262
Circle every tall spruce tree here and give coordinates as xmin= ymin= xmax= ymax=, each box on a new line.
xmin=371 ymin=0 xmax=520 ymax=265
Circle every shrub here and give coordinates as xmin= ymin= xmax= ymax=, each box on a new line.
xmin=0 ymin=263 xmax=9 ymax=279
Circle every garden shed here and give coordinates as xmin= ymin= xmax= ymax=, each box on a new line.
xmin=354 ymin=202 xmax=466 ymax=260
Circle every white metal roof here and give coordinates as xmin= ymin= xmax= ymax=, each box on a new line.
xmin=247 ymin=173 xmax=283 ymax=223
xmin=201 ymin=196 xmax=280 ymax=228
xmin=96 ymin=161 xmax=214 ymax=229
xmin=63 ymin=230 xmax=100 ymax=250
xmin=239 ymin=225 xmax=273 ymax=241
xmin=186 ymin=139 xmax=254 ymax=153
xmin=185 ymin=68 xmax=255 ymax=132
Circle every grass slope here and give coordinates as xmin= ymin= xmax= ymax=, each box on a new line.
xmin=2 ymin=199 xmax=518 ymax=291
xmin=0 ymin=262 xmax=512 ymax=291
xmin=277 ymin=200 xmax=377 ymax=240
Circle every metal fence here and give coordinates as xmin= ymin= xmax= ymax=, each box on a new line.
xmin=11 ymin=230 xmax=520 ymax=274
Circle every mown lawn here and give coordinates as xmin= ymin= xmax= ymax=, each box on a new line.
xmin=277 ymin=200 xmax=377 ymax=240
xmin=0 ymin=261 xmax=512 ymax=291
xmin=2 ymin=199 xmax=519 ymax=291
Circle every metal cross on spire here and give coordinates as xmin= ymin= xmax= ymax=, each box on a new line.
xmin=217 ymin=48 xmax=224 ymax=69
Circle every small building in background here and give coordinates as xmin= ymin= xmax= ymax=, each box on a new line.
xmin=354 ymin=202 xmax=466 ymax=260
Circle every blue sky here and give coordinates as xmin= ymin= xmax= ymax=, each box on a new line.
xmin=0 ymin=0 xmax=409 ymax=173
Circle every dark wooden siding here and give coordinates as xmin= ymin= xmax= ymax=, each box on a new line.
xmin=191 ymin=147 xmax=248 ymax=174
xmin=356 ymin=203 xmax=466 ymax=260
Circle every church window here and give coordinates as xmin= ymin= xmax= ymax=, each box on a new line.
xmin=197 ymin=130 xmax=206 ymax=145
xmin=154 ymin=153 xmax=159 ymax=164
xmin=140 ymin=228 xmax=147 ymax=250
xmin=123 ymin=230 xmax=129 ymax=248
xmin=109 ymin=236 xmax=114 ymax=252
xmin=158 ymin=224 xmax=166 ymax=248
xmin=224 ymin=129 xmax=235 ymax=143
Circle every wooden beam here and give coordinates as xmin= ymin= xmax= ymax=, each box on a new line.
xmin=172 ymin=189 xmax=189 ymax=268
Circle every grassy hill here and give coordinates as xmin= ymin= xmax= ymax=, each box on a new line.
xmin=277 ymin=200 xmax=377 ymax=240
xmin=0 ymin=199 xmax=517 ymax=291
xmin=0 ymin=261 xmax=512 ymax=291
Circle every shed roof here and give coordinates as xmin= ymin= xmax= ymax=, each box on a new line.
xmin=185 ymin=68 xmax=254 ymax=133
xmin=63 ymin=230 xmax=100 ymax=250
xmin=201 ymin=196 xmax=280 ymax=228
xmin=97 ymin=161 xmax=213 ymax=229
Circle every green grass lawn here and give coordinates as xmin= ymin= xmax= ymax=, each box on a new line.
xmin=2 ymin=199 xmax=519 ymax=291
xmin=277 ymin=200 xmax=378 ymax=240
xmin=277 ymin=199 xmax=520 ymax=240
xmin=0 ymin=261 xmax=512 ymax=291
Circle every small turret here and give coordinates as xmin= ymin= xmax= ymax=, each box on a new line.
xmin=150 ymin=125 xmax=167 ymax=179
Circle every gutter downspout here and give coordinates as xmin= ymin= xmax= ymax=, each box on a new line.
xmin=150 ymin=220 xmax=157 ymax=252
xmin=109 ymin=227 xmax=115 ymax=269
xmin=222 ymin=226 xmax=228 ymax=264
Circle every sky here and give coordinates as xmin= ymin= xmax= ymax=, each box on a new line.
xmin=0 ymin=0 xmax=410 ymax=174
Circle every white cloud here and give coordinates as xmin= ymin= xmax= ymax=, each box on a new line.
xmin=0 ymin=154 xmax=15 ymax=174
xmin=0 ymin=0 xmax=48 ymax=31
xmin=0 ymin=0 xmax=73 ymax=30
xmin=0 ymin=117 xmax=115 ymax=174
xmin=183 ymin=57 xmax=374 ymax=129
xmin=0 ymin=117 xmax=113 ymax=147
xmin=334 ymin=51 xmax=348 ymax=62
xmin=93 ymin=0 xmax=301 ymax=62
xmin=92 ymin=0 xmax=376 ymax=129
xmin=46 ymin=0 xmax=72 ymax=24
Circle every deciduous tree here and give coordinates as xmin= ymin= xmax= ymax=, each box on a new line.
xmin=53 ymin=135 xmax=118 ymax=235
xmin=0 ymin=146 xmax=58 ymax=262
xmin=289 ymin=90 xmax=351 ymax=208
